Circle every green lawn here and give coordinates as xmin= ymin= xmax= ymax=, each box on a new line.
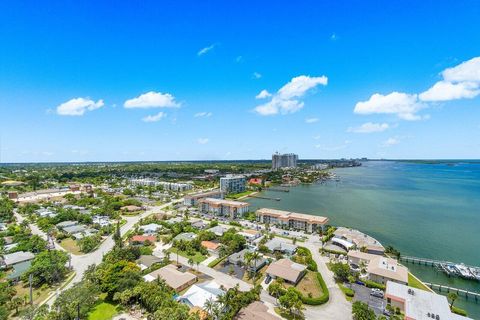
xmin=88 ymin=301 xmax=118 ymax=320
xmin=225 ymin=190 xmax=256 ymax=199
xmin=408 ymin=273 xmax=431 ymax=291
xmin=169 ymin=248 xmax=207 ymax=263
xmin=59 ymin=238 xmax=82 ymax=255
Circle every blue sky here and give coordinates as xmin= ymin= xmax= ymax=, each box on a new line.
xmin=1 ymin=1 xmax=480 ymax=162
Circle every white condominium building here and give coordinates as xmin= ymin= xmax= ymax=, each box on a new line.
xmin=219 ymin=175 xmax=246 ymax=194
xmin=256 ymin=208 xmax=328 ymax=233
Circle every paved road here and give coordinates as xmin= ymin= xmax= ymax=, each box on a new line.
xmin=20 ymin=200 xmax=183 ymax=306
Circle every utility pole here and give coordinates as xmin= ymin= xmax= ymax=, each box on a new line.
xmin=29 ymin=274 xmax=33 ymax=305
xmin=76 ymin=302 xmax=80 ymax=320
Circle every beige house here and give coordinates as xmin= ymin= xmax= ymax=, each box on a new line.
xmin=256 ymin=208 xmax=328 ymax=233
xmin=143 ymin=264 xmax=197 ymax=292
xmin=266 ymin=258 xmax=307 ymax=284
xmin=347 ymin=251 xmax=408 ymax=285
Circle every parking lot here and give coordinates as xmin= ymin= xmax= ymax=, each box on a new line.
xmin=350 ymin=283 xmax=386 ymax=316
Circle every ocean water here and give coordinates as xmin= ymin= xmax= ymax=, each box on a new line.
xmin=246 ymin=161 xmax=480 ymax=318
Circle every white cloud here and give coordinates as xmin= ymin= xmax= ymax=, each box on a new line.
xmin=56 ymin=97 xmax=104 ymax=116
xmin=198 ymin=44 xmax=215 ymax=56
xmin=419 ymin=57 xmax=480 ymax=102
xmin=354 ymin=92 xmax=425 ymax=121
xmin=124 ymin=91 xmax=179 ymax=109
xmin=253 ymin=72 xmax=262 ymax=79
xmin=419 ymin=81 xmax=480 ymax=101
xmin=197 ymin=138 xmax=209 ymax=144
xmin=194 ymin=112 xmax=212 ymax=118
xmin=382 ymin=137 xmax=400 ymax=147
xmin=348 ymin=122 xmax=390 ymax=133
xmin=442 ymin=57 xmax=480 ymax=83
xmin=313 ymin=135 xmax=321 ymax=140
xmin=254 ymin=75 xmax=328 ymax=116
xmin=305 ymin=118 xmax=319 ymax=124
xmin=255 ymin=90 xmax=272 ymax=99
xmin=142 ymin=112 xmax=166 ymax=123
xmin=330 ymin=33 xmax=337 ymax=41
xmin=236 ymin=56 xmax=243 ymax=63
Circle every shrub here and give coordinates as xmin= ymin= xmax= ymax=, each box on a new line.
xmin=299 ymin=272 xmax=329 ymax=305
xmin=451 ymin=306 xmax=468 ymax=317
xmin=363 ymin=279 xmax=386 ymax=290
xmin=208 ymin=256 xmax=226 ymax=268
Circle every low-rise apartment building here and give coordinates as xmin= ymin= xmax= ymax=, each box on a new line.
xmin=198 ymin=198 xmax=249 ymax=218
xmin=347 ymin=251 xmax=408 ymax=285
xmin=256 ymin=208 xmax=329 ymax=233
xmin=183 ymin=189 xmax=224 ymax=206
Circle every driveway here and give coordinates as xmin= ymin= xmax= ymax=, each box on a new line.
xmin=350 ymin=283 xmax=386 ymax=316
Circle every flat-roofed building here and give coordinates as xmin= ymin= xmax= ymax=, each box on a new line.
xmin=386 ymin=281 xmax=472 ymax=320
xmin=256 ymin=208 xmax=328 ymax=233
xmin=144 ymin=264 xmax=197 ymax=292
xmin=1 ymin=251 xmax=35 ymax=268
xmin=220 ymin=175 xmax=246 ymax=194
xmin=184 ymin=190 xmax=224 ymax=206
xmin=347 ymin=251 xmax=408 ymax=285
xmin=199 ymin=198 xmax=249 ymax=219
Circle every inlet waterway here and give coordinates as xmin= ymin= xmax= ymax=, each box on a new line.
xmin=246 ymin=160 xmax=480 ymax=318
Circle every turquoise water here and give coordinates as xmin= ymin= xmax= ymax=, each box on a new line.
xmin=246 ymin=161 xmax=480 ymax=318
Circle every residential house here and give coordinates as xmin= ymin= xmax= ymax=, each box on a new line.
xmin=139 ymin=223 xmax=162 ymax=235
xmin=201 ymin=241 xmax=221 ymax=254
xmin=136 ymin=255 xmax=163 ymax=270
xmin=190 ymin=219 xmax=208 ymax=230
xmin=227 ymin=249 xmax=267 ymax=272
xmin=121 ymin=205 xmax=143 ymax=212
xmin=235 ymin=301 xmax=278 ymax=320
xmin=144 ymin=264 xmax=197 ymax=292
xmin=178 ymin=281 xmax=225 ymax=309
xmin=1 ymin=251 xmax=35 ymax=268
xmin=265 ymin=238 xmax=298 ymax=255
xmin=266 ymin=258 xmax=306 ymax=284
xmin=237 ymin=229 xmax=261 ymax=243
xmin=207 ymin=225 xmax=229 ymax=237
xmin=56 ymin=220 xmax=78 ymax=230
xmin=173 ymin=232 xmax=197 ymax=242
xmin=130 ymin=235 xmax=157 ymax=245
xmin=92 ymin=215 xmax=111 ymax=227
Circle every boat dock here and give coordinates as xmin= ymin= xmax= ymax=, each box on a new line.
xmin=400 ymin=256 xmax=480 ymax=281
xmin=248 ymin=195 xmax=281 ymax=201
xmin=268 ymin=187 xmax=290 ymax=192
xmin=424 ymin=283 xmax=480 ymax=302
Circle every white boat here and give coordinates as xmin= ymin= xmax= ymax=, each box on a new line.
xmin=454 ymin=263 xmax=475 ymax=279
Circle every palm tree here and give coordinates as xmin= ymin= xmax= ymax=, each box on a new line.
xmin=188 ymin=257 xmax=194 ymax=270
xmin=448 ymin=292 xmax=458 ymax=309
xmin=195 ymin=260 xmax=200 ymax=271
xmin=250 ymin=251 xmax=261 ymax=283
xmin=203 ymin=298 xmax=216 ymax=319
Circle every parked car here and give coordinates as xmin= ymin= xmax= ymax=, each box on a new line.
xmin=265 ymin=275 xmax=272 ymax=284
xmin=370 ymin=288 xmax=384 ymax=298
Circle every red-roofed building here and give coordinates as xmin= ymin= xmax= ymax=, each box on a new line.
xmin=130 ymin=235 xmax=156 ymax=245
xmin=248 ymin=178 xmax=263 ymax=185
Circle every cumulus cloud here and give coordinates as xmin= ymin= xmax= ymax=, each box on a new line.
xmin=254 ymin=75 xmax=328 ymax=116
xmin=255 ymin=90 xmax=272 ymax=99
xmin=355 ymin=57 xmax=480 ymax=120
xmin=56 ymin=97 xmax=104 ymax=116
xmin=305 ymin=118 xmax=319 ymax=124
xmin=348 ymin=122 xmax=390 ymax=133
xmin=419 ymin=81 xmax=480 ymax=101
xmin=419 ymin=57 xmax=480 ymax=102
xmin=197 ymin=138 xmax=209 ymax=144
xmin=354 ymin=92 xmax=426 ymax=121
xmin=124 ymin=91 xmax=179 ymax=109
xmin=142 ymin=112 xmax=166 ymax=123
xmin=194 ymin=112 xmax=212 ymax=118
xmin=198 ymin=44 xmax=215 ymax=56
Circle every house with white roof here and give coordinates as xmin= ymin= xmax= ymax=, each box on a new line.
xmin=139 ymin=223 xmax=162 ymax=235
xmin=386 ymin=281 xmax=472 ymax=320
xmin=1 ymin=251 xmax=35 ymax=268
xmin=348 ymin=251 xmax=408 ymax=285
xmin=178 ymin=280 xmax=225 ymax=309
xmin=265 ymin=238 xmax=298 ymax=255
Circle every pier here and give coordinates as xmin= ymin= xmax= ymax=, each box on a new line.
xmin=424 ymin=283 xmax=480 ymax=302
xmin=268 ymin=187 xmax=290 ymax=192
xmin=400 ymin=256 xmax=480 ymax=280
xmin=248 ymin=195 xmax=281 ymax=201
